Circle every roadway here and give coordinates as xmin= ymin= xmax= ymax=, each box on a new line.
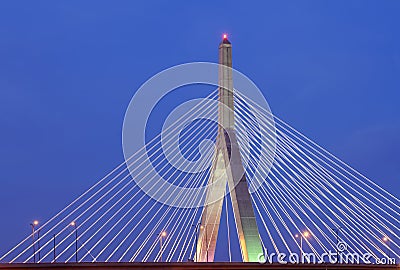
xmin=0 ymin=263 xmax=399 ymax=270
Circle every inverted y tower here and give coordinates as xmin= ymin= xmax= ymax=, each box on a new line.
xmin=196 ymin=35 xmax=263 ymax=262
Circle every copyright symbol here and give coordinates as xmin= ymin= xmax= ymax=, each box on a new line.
xmin=337 ymin=241 xmax=348 ymax=252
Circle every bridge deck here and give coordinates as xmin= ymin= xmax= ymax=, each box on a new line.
xmin=0 ymin=263 xmax=398 ymax=270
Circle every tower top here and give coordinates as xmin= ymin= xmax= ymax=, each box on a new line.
xmin=221 ymin=33 xmax=231 ymax=44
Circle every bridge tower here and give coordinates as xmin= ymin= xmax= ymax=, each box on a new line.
xmin=196 ymin=35 xmax=263 ymax=262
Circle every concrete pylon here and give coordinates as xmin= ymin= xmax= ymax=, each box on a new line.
xmin=196 ymin=35 xmax=263 ymax=262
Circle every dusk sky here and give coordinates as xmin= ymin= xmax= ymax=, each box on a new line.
xmin=0 ymin=0 xmax=399 ymax=257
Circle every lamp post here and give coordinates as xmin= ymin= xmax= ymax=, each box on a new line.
xmin=383 ymin=236 xmax=390 ymax=258
xmin=295 ymin=231 xmax=310 ymax=261
xmin=70 ymin=222 xmax=78 ymax=263
xmin=37 ymin=229 xmax=41 ymax=261
xmin=158 ymin=231 xmax=167 ymax=262
xmin=295 ymin=234 xmax=301 ymax=259
xmin=30 ymin=220 xmax=39 ymax=263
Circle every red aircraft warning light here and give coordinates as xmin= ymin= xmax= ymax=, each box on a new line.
xmin=223 ymin=34 xmax=228 ymax=40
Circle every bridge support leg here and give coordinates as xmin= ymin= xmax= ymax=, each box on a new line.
xmin=196 ymin=35 xmax=263 ymax=263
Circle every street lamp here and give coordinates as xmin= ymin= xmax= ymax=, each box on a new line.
xmin=37 ymin=229 xmax=41 ymax=261
xmin=295 ymin=231 xmax=310 ymax=260
xmin=383 ymin=236 xmax=390 ymax=257
xmin=70 ymin=222 xmax=78 ymax=263
xmin=30 ymin=220 xmax=39 ymax=263
xmin=158 ymin=231 xmax=167 ymax=262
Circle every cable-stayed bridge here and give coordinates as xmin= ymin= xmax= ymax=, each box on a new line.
xmin=0 ymin=36 xmax=399 ymax=270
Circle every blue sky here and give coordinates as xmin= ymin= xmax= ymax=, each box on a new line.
xmin=0 ymin=0 xmax=399 ymax=257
